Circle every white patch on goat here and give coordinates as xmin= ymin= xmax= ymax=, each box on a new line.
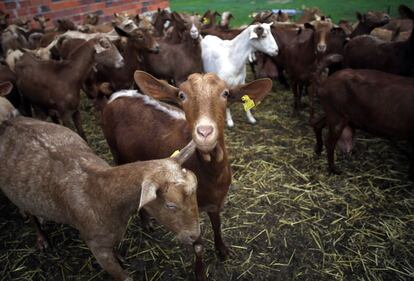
xmin=5 ymin=49 xmax=24 ymax=72
xmin=190 ymin=23 xmax=199 ymax=39
xmin=109 ymin=90 xmax=185 ymax=120
xmin=164 ymin=20 xmax=171 ymax=29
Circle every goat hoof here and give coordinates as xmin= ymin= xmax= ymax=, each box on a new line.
xmin=328 ymin=167 xmax=342 ymax=175
xmin=36 ymin=236 xmax=50 ymax=251
xmin=247 ymin=118 xmax=257 ymax=125
xmin=215 ymin=244 xmax=230 ymax=261
xmin=314 ymin=145 xmax=322 ymax=156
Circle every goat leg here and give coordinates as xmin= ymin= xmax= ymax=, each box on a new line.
xmin=88 ymin=243 xmax=131 ymax=281
xmin=245 ymin=109 xmax=257 ymax=125
xmin=311 ymin=115 xmax=326 ymax=156
xmin=326 ymin=120 xmax=346 ymax=175
xmin=29 ymin=215 xmax=50 ymax=251
xmin=410 ymin=142 xmax=414 ymax=181
xmin=225 ymin=108 xmax=234 ymax=128
xmin=72 ymin=110 xmax=87 ymax=142
xmin=208 ymin=211 xmax=229 ymax=260
xmin=193 ymin=237 xmax=207 ymax=281
xmin=292 ymin=82 xmax=301 ymax=115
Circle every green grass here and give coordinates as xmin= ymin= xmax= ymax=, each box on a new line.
xmin=170 ymin=0 xmax=414 ymax=26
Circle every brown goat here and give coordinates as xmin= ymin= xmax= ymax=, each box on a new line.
xmin=15 ymin=37 xmax=124 ymax=140
xmin=0 ymin=112 xmax=200 ymax=281
xmin=101 ymin=71 xmax=272 ymax=280
xmin=141 ymin=14 xmax=203 ymax=86
xmin=0 ymin=10 xmax=10 ymax=31
xmin=345 ymin=5 xmax=414 ymax=76
xmin=93 ymin=25 xmax=160 ymax=91
xmin=313 ymin=67 xmax=414 ymax=178
xmin=152 ymin=8 xmax=172 ymax=37
xmin=350 ymin=11 xmax=390 ymax=38
xmin=285 ymin=19 xmax=347 ymax=112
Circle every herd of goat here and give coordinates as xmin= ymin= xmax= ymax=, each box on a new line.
xmin=0 ymin=4 xmax=413 ymax=281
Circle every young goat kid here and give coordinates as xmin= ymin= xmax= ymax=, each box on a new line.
xmin=0 ymin=89 xmax=200 ymax=281
xmin=101 ymin=71 xmax=273 ymax=280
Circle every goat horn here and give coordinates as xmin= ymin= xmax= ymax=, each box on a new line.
xmin=173 ymin=140 xmax=196 ymax=165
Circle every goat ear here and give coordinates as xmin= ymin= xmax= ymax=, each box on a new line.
xmin=134 ymin=71 xmax=179 ymax=104
xmin=249 ymin=28 xmax=259 ymax=39
xmin=99 ymin=82 xmax=113 ymax=96
xmin=139 ymin=179 xmax=159 ymax=211
xmin=356 ymin=12 xmax=363 ymax=22
xmin=0 ymin=81 xmax=13 ymax=97
xmin=113 ymin=25 xmax=130 ymax=37
xmin=228 ymin=78 xmax=273 ymax=104
xmin=304 ymin=22 xmax=315 ymax=30
xmin=399 ymin=5 xmax=413 ymax=19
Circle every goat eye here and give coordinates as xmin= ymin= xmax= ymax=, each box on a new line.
xmin=165 ymin=202 xmax=177 ymax=209
xmin=222 ymin=90 xmax=229 ymax=98
xmin=178 ymin=91 xmax=187 ymax=101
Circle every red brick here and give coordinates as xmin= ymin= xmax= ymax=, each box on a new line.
xmin=2 ymin=0 xmax=170 ymax=26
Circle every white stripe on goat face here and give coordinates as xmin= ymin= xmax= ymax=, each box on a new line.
xmin=190 ymin=23 xmax=199 ymax=39
xmin=120 ymin=19 xmax=138 ymax=32
xmin=249 ymin=23 xmax=279 ymax=57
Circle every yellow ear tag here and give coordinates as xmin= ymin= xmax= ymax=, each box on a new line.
xmin=170 ymin=150 xmax=180 ymax=158
xmin=203 ymin=18 xmax=210 ymax=24
xmin=241 ymin=95 xmax=255 ymax=112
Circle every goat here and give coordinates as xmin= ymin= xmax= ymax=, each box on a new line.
xmin=0 ymin=64 xmax=22 ymax=112
xmin=350 ymin=11 xmax=390 ymax=38
xmin=141 ymin=12 xmax=203 ymax=86
xmin=284 ymin=19 xmax=348 ymax=113
xmin=297 ymin=7 xmax=323 ymax=24
xmin=1 ymin=24 xmax=29 ymax=54
xmin=201 ymin=23 xmax=278 ymax=127
xmin=0 ymin=104 xmax=200 ymax=281
xmin=0 ymin=81 xmax=18 ymax=123
xmin=92 ymin=25 xmax=160 ymax=91
xmin=220 ymin=11 xmax=234 ymax=29
xmin=201 ymin=10 xmax=221 ymax=30
xmin=101 ymin=71 xmax=273 ymax=281
xmin=344 ymin=5 xmax=414 ymax=76
xmin=312 ymin=57 xmax=414 ymax=178
xmin=0 ymin=10 xmax=10 ymax=31
xmin=152 ymin=8 xmax=172 ymax=37
xmin=15 ymin=37 xmax=124 ymax=140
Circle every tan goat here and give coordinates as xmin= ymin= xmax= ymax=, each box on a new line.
xmin=0 ymin=104 xmax=200 ymax=281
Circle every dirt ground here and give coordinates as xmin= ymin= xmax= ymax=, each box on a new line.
xmin=1 ymin=79 xmax=413 ymax=281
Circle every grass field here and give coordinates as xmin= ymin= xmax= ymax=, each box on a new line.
xmin=170 ymin=0 xmax=414 ymax=26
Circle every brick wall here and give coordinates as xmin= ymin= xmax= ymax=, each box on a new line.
xmin=0 ymin=0 xmax=170 ymax=29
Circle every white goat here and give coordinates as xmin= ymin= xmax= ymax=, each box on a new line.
xmin=201 ymin=23 xmax=278 ymax=127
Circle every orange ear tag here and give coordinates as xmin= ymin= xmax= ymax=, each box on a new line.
xmin=203 ymin=18 xmax=210 ymax=24
xmin=241 ymin=95 xmax=255 ymax=112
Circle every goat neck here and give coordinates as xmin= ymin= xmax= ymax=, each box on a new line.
xmin=228 ymin=27 xmax=257 ymax=72
xmin=66 ymin=40 xmax=96 ymax=84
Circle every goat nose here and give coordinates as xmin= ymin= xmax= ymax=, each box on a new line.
xmin=190 ymin=234 xmax=199 ymax=242
xmin=153 ymin=45 xmax=160 ymax=53
xmin=196 ymin=125 xmax=213 ymax=138
xmin=318 ymin=44 xmax=327 ymax=52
